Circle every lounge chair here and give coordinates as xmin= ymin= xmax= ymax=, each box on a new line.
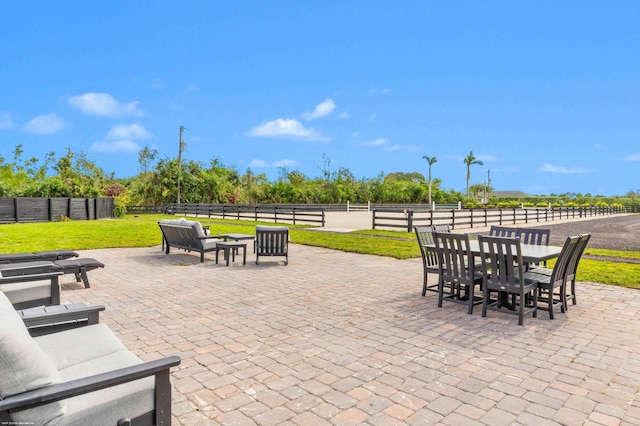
xmin=0 ymin=291 xmax=181 ymax=425
xmin=0 ymin=249 xmax=78 ymax=264
xmin=0 ymin=257 xmax=105 ymax=289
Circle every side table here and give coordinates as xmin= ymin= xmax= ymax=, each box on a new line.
xmin=215 ymin=241 xmax=247 ymax=266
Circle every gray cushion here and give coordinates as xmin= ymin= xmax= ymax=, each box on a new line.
xmin=0 ymin=291 xmax=65 ymax=424
xmin=201 ymin=239 xmax=221 ymax=250
xmin=35 ymin=324 xmax=155 ymax=426
xmin=0 ymin=279 xmax=52 ymax=304
xmin=192 ymin=221 xmax=207 ymax=238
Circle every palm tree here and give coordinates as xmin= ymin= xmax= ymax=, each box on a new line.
xmin=422 ymin=155 xmax=437 ymax=205
xmin=464 ymin=151 xmax=483 ymax=200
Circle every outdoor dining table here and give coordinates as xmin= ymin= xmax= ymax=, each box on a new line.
xmin=428 ymin=239 xmax=563 ymax=264
xmin=466 ymin=239 xmax=563 ymax=264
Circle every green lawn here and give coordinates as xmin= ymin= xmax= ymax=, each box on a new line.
xmin=2 ymin=214 xmax=638 ymax=288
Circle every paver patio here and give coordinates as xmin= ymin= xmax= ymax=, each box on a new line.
xmin=59 ymin=243 xmax=640 ymax=425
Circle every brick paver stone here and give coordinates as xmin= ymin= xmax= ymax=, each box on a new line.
xmin=62 ymin=243 xmax=640 ymax=425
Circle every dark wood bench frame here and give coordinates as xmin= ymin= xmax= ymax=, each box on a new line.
xmin=158 ymin=222 xmax=220 ymax=262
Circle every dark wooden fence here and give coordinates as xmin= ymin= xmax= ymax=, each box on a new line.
xmin=163 ymin=203 xmax=326 ymax=226
xmin=373 ymin=206 xmax=628 ymax=232
xmin=0 ymin=198 xmax=114 ymax=223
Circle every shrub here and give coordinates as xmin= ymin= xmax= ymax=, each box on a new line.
xmin=113 ymin=193 xmax=130 ymax=218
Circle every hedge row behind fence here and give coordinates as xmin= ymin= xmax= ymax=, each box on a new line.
xmin=0 ymin=198 xmax=114 ymax=223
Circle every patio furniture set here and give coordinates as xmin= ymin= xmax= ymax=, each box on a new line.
xmin=0 ymin=219 xmax=289 ymax=424
xmin=415 ymin=224 xmax=591 ymax=325
xmin=158 ymin=218 xmax=289 ymax=266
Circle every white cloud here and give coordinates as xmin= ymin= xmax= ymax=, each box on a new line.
xmin=24 ymin=114 xmax=66 ymax=134
xmin=106 ymin=123 xmax=151 ymax=140
xmin=362 ymin=138 xmax=389 ymax=147
xmin=301 ymin=99 xmax=336 ymax=120
xmin=68 ymin=92 xmax=143 ymax=117
xmin=362 ymin=137 xmax=413 ymax=152
xmin=540 ymin=163 xmax=594 ymax=174
xmin=247 ymin=118 xmax=327 ymax=141
xmin=90 ymin=140 xmax=140 ymax=153
xmin=0 ymin=113 xmax=12 ymax=129
xmin=477 ymin=154 xmax=496 ymax=162
xmin=248 ymin=158 xmax=298 ymax=168
xmin=274 ymin=159 xmax=297 ymax=167
xmin=624 ymin=154 xmax=640 ymax=161
xmin=90 ymin=123 xmax=150 ymax=154
xmin=337 ymin=112 xmax=349 ymax=119
xmin=248 ymin=159 xmax=269 ymax=167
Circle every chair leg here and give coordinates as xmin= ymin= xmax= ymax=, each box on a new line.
xmin=422 ymin=272 xmax=427 ymax=297
xmin=80 ymin=267 xmax=90 ymax=288
xmin=482 ymin=286 xmax=488 ymax=318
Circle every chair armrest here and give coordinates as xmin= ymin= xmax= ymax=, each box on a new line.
xmin=0 ymin=271 xmax=63 ymax=283
xmin=20 ymin=304 xmax=106 ymax=336
xmin=197 ymin=236 xmax=222 ymax=241
xmin=0 ymin=356 xmax=181 ymax=412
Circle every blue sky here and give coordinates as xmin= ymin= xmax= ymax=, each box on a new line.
xmin=1 ymin=1 xmax=638 ymax=196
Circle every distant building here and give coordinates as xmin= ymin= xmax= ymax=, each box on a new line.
xmin=490 ymin=191 xmax=531 ymax=198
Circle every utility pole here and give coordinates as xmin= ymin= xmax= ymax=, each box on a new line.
xmin=485 ymin=169 xmax=491 ymax=203
xmin=177 ymin=125 xmax=187 ymax=204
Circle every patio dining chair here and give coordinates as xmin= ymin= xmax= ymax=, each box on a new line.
xmin=414 ymin=226 xmax=440 ymax=295
xmin=563 ymin=233 xmax=591 ymax=309
xmin=517 ymin=228 xmax=551 ymax=246
xmin=478 ymin=235 xmax=540 ymax=326
xmin=431 ymin=224 xmax=451 ymax=233
xmin=434 ymin=232 xmax=483 ymax=314
xmin=488 ymin=225 xmax=519 ymax=238
xmin=517 ymin=227 xmax=551 ymax=268
xmin=528 ymin=235 xmax=580 ymax=319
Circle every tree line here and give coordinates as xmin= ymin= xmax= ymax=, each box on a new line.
xmin=1 ymin=145 xmax=637 ymax=217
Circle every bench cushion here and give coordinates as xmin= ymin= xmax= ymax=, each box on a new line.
xmin=54 ymin=258 xmax=105 ymax=272
xmin=34 ymin=250 xmax=79 ymax=261
xmin=192 ymin=221 xmax=207 ymax=238
xmin=0 ymin=291 xmax=65 ymax=424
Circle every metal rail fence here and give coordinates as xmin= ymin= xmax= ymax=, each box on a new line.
xmin=372 ymin=206 xmax=628 ymax=232
xmin=163 ymin=203 xmax=326 ymax=226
